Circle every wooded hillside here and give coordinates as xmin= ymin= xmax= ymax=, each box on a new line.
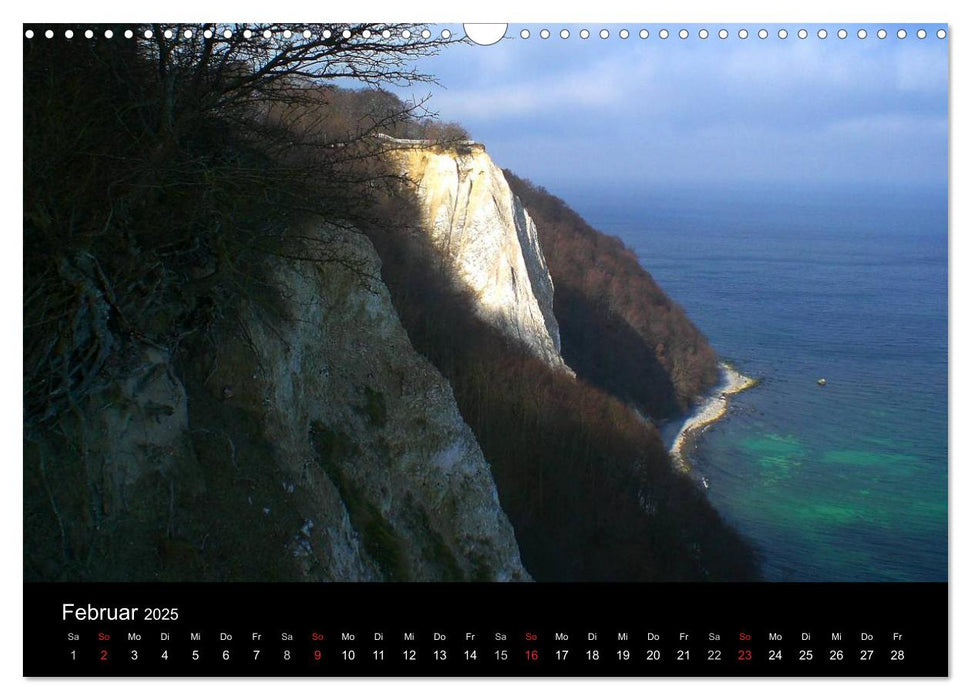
xmin=505 ymin=171 xmax=720 ymax=417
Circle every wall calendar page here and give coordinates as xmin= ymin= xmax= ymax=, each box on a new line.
xmin=21 ymin=10 xmax=950 ymax=683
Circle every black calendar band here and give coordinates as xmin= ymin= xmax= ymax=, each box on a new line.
xmin=24 ymin=581 xmax=947 ymax=677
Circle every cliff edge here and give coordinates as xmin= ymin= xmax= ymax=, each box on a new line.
xmin=389 ymin=139 xmax=565 ymax=369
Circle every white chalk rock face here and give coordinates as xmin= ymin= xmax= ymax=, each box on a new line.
xmin=395 ymin=142 xmax=565 ymax=368
xmin=38 ymin=222 xmax=530 ymax=582
xmin=232 ymin=225 xmax=531 ymax=581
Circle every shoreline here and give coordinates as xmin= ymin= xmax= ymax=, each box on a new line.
xmin=668 ymin=362 xmax=757 ymax=473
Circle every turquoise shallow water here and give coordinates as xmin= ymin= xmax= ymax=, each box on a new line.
xmin=563 ymin=183 xmax=947 ymax=582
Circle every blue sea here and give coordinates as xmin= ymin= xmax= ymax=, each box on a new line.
xmin=562 ymin=183 xmax=948 ymax=582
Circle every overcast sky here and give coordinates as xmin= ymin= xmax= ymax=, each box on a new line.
xmin=387 ymin=24 xmax=948 ymax=196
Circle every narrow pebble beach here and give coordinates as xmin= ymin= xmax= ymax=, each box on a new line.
xmin=669 ymin=362 xmax=757 ymax=472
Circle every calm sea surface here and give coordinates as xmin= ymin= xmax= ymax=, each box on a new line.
xmin=562 ymin=183 xmax=947 ymax=582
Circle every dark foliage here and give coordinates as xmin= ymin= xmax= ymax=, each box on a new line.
xmin=23 ymin=24 xmax=451 ymax=431
xmin=23 ymin=24 xmax=454 ymax=580
xmin=504 ymin=171 xmax=720 ymax=416
xmin=362 ymin=190 xmax=757 ymax=581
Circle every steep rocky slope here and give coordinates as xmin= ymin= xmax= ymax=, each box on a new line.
xmin=24 ymin=224 xmax=528 ymax=582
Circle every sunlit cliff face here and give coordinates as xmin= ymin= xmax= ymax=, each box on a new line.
xmin=393 ymin=142 xmax=567 ymax=370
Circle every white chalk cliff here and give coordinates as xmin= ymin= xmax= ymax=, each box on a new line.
xmin=391 ymin=140 xmax=566 ymax=368
xmin=34 ymin=222 xmax=529 ymax=582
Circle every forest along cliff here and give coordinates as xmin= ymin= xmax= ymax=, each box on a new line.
xmin=387 ymin=138 xmax=566 ymax=370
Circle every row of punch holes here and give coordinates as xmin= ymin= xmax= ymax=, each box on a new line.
xmin=24 ymin=26 xmax=948 ymax=41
